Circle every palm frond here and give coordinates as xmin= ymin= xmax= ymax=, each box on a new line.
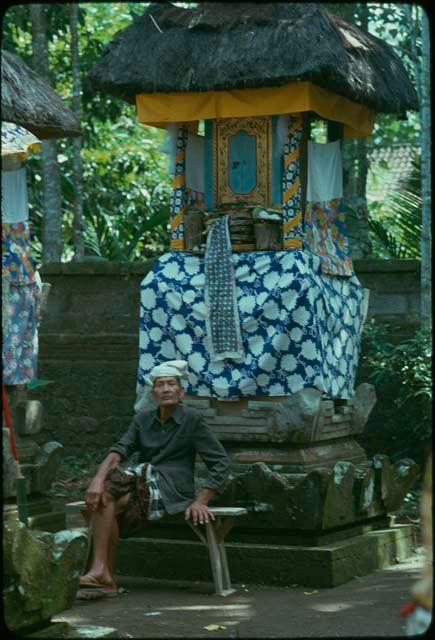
xmin=369 ymin=154 xmax=421 ymax=258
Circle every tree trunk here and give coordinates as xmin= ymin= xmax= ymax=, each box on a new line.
xmin=70 ymin=3 xmax=85 ymax=260
xmin=30 ymin=4 xmax=63 ymax=263
xmin=419 ymin=8 xmax=431 ymax=328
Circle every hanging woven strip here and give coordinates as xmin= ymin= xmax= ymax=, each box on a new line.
xmin=204 ymin=215 xmax=245 ymax=362
xmin=169 ymin=125 xmax=188 ymax=250
xmin=282 ymin=114 xmax=304 ymax=249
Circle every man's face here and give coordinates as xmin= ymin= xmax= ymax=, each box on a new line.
xmin=151 ymin=376 xmax=185 ymax=407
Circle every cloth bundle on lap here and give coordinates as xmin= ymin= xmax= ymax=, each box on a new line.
xmin=204 ymin=215 xmax=245 ymax=361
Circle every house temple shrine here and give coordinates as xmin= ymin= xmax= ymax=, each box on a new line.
xmin=86 ymin=3 xmax=421 ymax=586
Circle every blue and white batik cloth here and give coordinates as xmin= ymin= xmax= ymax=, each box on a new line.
xmin=204 ymin=215 xmax=245 ymax=362
xmin=137 ymin=250 xmax=369 ymax=400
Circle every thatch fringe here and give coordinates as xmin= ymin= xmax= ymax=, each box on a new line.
xmin=87 ymin=3 xmax=418 ymax=114
xmin=1 ymin=49 xmax=81 ymax=139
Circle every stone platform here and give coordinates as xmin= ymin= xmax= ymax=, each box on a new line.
xmin=116 ymin=523 xmax=416 ymax=589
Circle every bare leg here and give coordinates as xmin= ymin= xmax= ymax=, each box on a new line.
xmin=108 ymin=517 xmax=120 ymax=583
xmin=81 ymin=492 xmax=130 ymax=589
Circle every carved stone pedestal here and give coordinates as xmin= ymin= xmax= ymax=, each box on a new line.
xmin=118 ymin=384 xmax=419 ymax=588
xmin=186 ymin=383 xmax=377 ymax=473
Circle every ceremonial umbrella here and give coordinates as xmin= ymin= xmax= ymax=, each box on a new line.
xmin=1 ymin=121 xmax=41 ymax=162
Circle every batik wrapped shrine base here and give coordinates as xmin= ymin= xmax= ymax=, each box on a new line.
xmin=138 ymin=251 xmax=368 ymax=399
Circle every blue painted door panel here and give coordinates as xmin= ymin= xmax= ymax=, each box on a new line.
xmin=228 ymin=130 xmax=257 ymax=194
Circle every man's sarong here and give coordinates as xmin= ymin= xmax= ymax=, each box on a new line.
xmin=104 ymin=463 xmax=164 ymax=538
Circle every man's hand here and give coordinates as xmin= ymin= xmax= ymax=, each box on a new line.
xmin=84 ymin=452 xmax=121 ymax=512
xmin=85 ymin=476 xmax=107 ymax=512
xmin=185 ymin=500 xmax=216 ymax=526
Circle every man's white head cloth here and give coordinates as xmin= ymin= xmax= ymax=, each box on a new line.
xmin=149 ymin=360 xmax=189 ymax=384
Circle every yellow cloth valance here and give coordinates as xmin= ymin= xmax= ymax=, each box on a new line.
xmin=136 ymin=81 xmax=375 ymax=138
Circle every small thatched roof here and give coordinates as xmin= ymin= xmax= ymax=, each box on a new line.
xmin=87 ymin=2 xmax=418 ymax=115
xmin=1 ymin=49 xmax=81 ymax=139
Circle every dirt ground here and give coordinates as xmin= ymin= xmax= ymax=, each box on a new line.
xmin=52 ymin=553 xmax=425 ymax=638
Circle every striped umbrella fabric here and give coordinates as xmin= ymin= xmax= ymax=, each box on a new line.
xmin=170 ymin=124 xmax=188 ymax=250
xmin=1 ymin=122 xmax=40 ymax=161
xmin=282 ymin=114 xmax=303 ymax=249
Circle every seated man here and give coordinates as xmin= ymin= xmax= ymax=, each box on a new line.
xmin=79 ymin=359 xmax=230 ymax=595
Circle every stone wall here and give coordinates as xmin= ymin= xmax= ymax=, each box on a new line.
xmin=31 ymin=258 xmax=421 ymax=455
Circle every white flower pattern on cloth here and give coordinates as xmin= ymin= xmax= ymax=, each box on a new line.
xmin=137 ymin=250 xmax=367 ymax=399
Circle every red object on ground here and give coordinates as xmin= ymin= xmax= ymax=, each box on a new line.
xmin=400 ymin=601 xmax=417 ymax=617
xmin=2 ymin=384 xmax=19 ymax=461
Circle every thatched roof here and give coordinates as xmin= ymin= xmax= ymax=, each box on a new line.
xmin=87 ymin=2 xmax=418 ymax=115
xmin=1 ymin=49 xmax=81 ymax=139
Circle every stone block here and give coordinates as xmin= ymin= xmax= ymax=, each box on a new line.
xmin=369 ymin=454 xmax=420 ymax=516
xmin=353 ymin=465 xmax=376 ymax=515
xmin=352 ymin=383 xmax=377 ymax=434
xmin=269 ymin=388 xmax=323 ymax=443
xmin=20 ymin=400 xmax=44 ymax=435
xmin=3 ymin=428 xmax=17 ymax=498
xmin=116 ymin=524 xmax=416 ymax=588
xmin=3 ymin=520 xmax=87 ymax=632
xmin=33 ymin=441 xmax=64 ymax=493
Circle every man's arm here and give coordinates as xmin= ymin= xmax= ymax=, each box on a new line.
xmin=85 ymin=452 xmax=122 ymax=512
xmin=85 ymin=415 xmax=140 ymax=512
xmin=185 ymin=415 xmax=230 ymax=525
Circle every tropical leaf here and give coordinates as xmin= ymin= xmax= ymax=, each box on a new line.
xmin=368 ymin=154 xmax=421 ymax=258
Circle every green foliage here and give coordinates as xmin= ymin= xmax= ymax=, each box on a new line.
xmin=61 ymin=453 xmax=97 ymax=479
xmin=360 ymin=320 xmax=432 ymax=462
xmin=368 ymin=154 xmax=421 ymax=258
xmin=3 ymin=3 xmax=171 ymax=263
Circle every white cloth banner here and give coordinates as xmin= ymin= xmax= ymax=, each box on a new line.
xmin=307 ymin=140 xmax=343 ymax=202
xmin=185 ymin=132 xmax=204 ymax=193
xmin=1 ymin=166 xmax=29 ymax=222
xmin=276 ymin=114 xmax=289 ymax=154
xmin=161 ymin=123 xmax=178 ymax=176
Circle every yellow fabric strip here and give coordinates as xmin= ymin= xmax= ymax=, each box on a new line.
xmin=284 ymin=148 xmax=299 ymax=169
xmin=170 ymin=239 xmax=185 ymax=250
xmin=283 ymin=180 xmax=300 ymax=203
xmin=170 ymin=211 xmax=185 ymax=230
xmin=136 ymin=81 xmax=375 ymax=138
xmin=172 ymin=174 xmax=185 ymax=189
xmin=287 ymin=119 xmax=303 ymax=137
xmin=175 ymin=149 xmax=185 ymax=163
xmin=283 ymin=212 xmax=303 ymax=233
xmin=284 ymin=237 xmax=303 ymax=249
